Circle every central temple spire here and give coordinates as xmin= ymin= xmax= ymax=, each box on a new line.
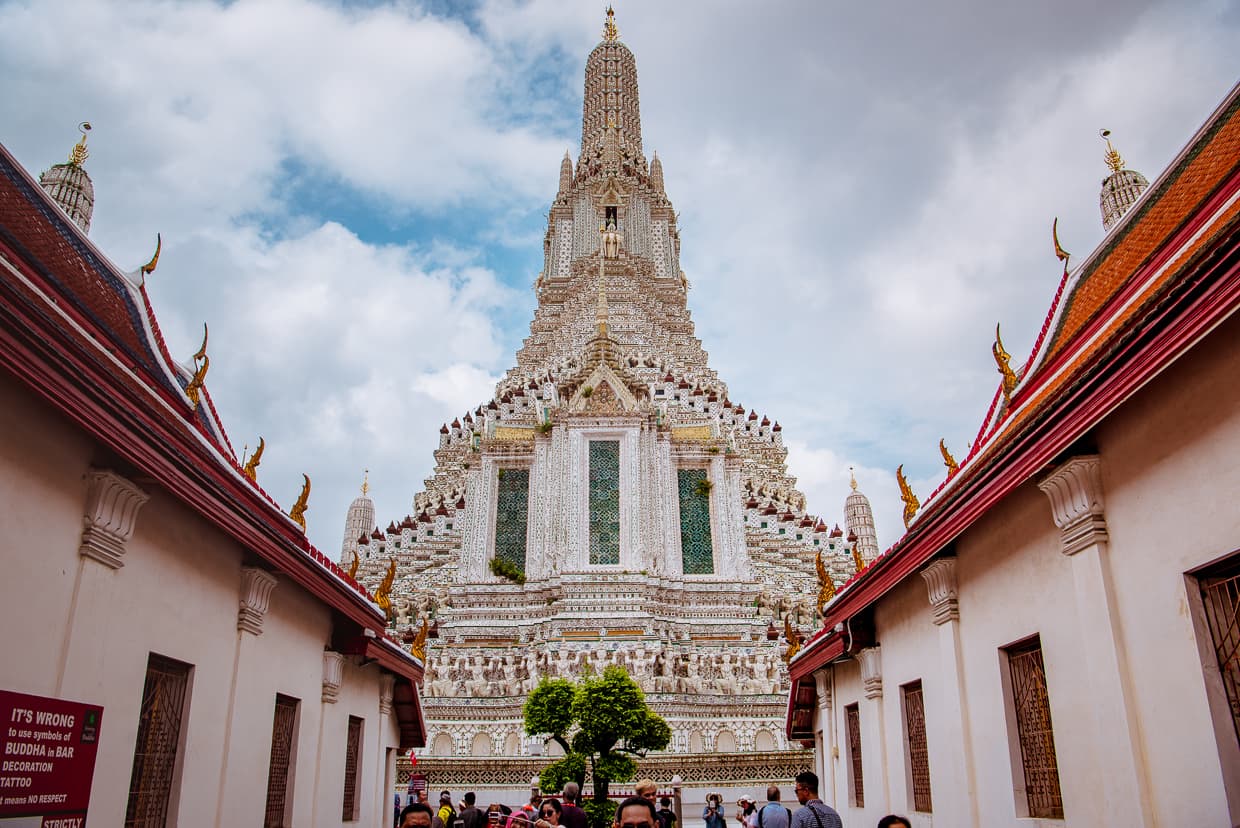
xmin=581 ymin=7 xmax=643 ymax=157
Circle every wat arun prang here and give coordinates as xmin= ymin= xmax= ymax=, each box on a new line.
xmin=345 ymin=9 xmax=877 ymax=779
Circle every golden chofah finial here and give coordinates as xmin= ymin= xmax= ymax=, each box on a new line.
xmin=243 ymin=436 xmax=264 ymax=482
xmin=602 ymin=5 xmax=619 ymax=41
xmin=1052 ymin=218 xmax=1070 ymax=265
xmin=185 ymin=354 xmax=209 ymax=408
xmin=782 ymin=615 xmax=801 ymax=662
xmin=939 ymin=439 xmax=959 ymax=476
xmin=347 ymin=552 xmax=360 ymax=580
xmin=192 ymin=322 xmax=209 ymax=363
xmin=361 ymin=469 xmax=370 ymax=497
xmin=69 ymin=122 xmax=91 ymax=166
xmin=140 ymin=233 xmax=162 ymax=276
xmin=992 ymin=323 xmax=1019 ymax=403
xmin=1101 ymin=128 xmax=1125 ymax=174
xmin=815 ymin=549 xmax=836 ymax=613
xmin=897 ymin=464 xmax=920 ymax=529
xmin=289 ymin=474 xmax=311 ymax=531
xmin=375 ymin=557 xmax=397 ymax=619
xmin=410 ymin=615 xmax=430 ymax=661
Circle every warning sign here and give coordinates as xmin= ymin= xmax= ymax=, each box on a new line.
xmin=0 ymin=689 xmax=103 ymax=827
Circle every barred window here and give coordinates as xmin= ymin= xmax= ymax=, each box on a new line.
xmin=677 ymin=468 xmax=714 ymax=574
xmin=342 ymin=716 xmax=364 ymax=821
xmin=125 ymin=653 xmax=192 ymax=827
xmin=845 ymin=703 xmax=864 ymax=807
xmin=1005 ymin=637 xmax=1064 ymax=819
xmin=493 ymin=468 xmax=530 ymax=572
xmin=264 ymin=695 xmax=299 ymax=827
xmin=588 ymin=441 xmax=621 ymax=565
xmin=1200 ymin=562 xmax=1240 ymax=747
xmin=902 ymin=681 xmax=932 ymax=812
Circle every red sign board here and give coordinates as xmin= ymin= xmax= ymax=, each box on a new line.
xmin=0 ymin=689 xmax=104 ymax=827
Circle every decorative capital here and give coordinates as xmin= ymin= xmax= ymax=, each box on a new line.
xmin=379 ymin=673 xmax=396 ymax=715
xmin=1038 ymin=455 xmax=1108 ymax=556
xmin=858 ymin=647 xmax=882 ymax=700
xmin=322 ymin=651 xmax=345 ymax=703
xmin=813 ymin=669 xmax=833 ymax=712
xmin=921 ymin=558 xmax=959 ymax=625
xmin=79 ymin=469 xmax=149 ymax=569
xmin=237 ymin=567 xmax=279 ymax=635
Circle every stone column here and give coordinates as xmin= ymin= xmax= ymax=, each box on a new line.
xmin=920 ymin=558 xmax=979 ymax=827
xmin=856 ymin=646 xmax=889 ymax=811
xmin=813 ymin=668 xmax=837 ymax=807
xmin=1039 ymin=456 xmax=1153 ymax=826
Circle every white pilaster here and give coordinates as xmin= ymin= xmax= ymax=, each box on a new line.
xmin=857 ymin=647 xmax=889 ymax=811
xmin=1039 ymin=455 xmax=1153 ymax=827
xmin=858 ymin=646 xmax=882 ymax=700
xmin=920 ymin=558 xmax=959 ymax=625
xmin=237 ymin=566 xmax=279 ymax=635
xmin=379 ymin=673 xmax=395 ymax=716
xmin=79 ymin=469 xmax=149 ymax=569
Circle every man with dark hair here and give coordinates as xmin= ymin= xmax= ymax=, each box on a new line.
xmin=755 ymin=785 xmax=790 ymax=828
xmin=790 ymin=772 xmax=842 ymax=828
xmin=560 ymin=783 xmax=588 ymax=828
xmin=460 ymin=792 xmax=486 ymax=828
xmin=402 ymin=803 xmax=435 ymax=828
xmin=876 ymin=817 xmax=911 ymax=828
xmin=614 ymin=796 xmax=659 ymax=828
xmin=655 ymin=796 xmax=677 ymax=828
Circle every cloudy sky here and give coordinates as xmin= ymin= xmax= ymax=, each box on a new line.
xmin=2 ymin=0 xmax=1237 ymax=556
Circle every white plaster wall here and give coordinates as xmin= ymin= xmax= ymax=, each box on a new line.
xmin=0 ymin=374 xmax=404 ymax=827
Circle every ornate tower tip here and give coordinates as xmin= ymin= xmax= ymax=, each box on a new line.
xmin=602 ymin=5 xmax=619 ymax=41
xmin=361 ymin=469 xmax=370 ymax=497
xmin=849 ymin=467 xmax=857 ymax=491
xmin=1100 ymin=129 xmax=1125 ymax=173
xmin=69 ymin=122 xmax=92 ymax=166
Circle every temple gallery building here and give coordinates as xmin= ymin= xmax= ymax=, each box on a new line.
xmin=0 ymin=130 xmax=425 ymax=822
xmin=786 ymin=83 xmax=1240 ymax=827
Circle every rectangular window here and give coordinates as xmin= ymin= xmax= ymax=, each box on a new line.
xmin=677 ymin=468 xmax=714 ymax=574
xmin=902 ymin=681 xmax=932 ymax=813
xmin=845 ymin=703 xmax=864 ymax=807
xmin=264 ymin=695 xmax=299 ymax=828
xmin=125 ymin=653 xmax=192 ymax=827
xmin=1201 ymin=564 xmax=1240 ymax=746
xmin=341 ymin=716 xmax=364 ymax=821
xmin=1005 ymin=637 xmax=1064 ymax=819
xmin=493 ymin=468 xmax=530 ymax=572
xmin=588 ymin=440 xmax=621 ymax=564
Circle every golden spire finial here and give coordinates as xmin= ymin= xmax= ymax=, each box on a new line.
xmin=1100 ymin=129 xmax=1125 ymax=174
xmin=602 ymin=5 xmax=619 ymax=41
xmin=361 ymin=469 xmax=370 ymax=497
xmin=896 ymin=464 xmax=920 ymax=529
xmin=68 ymin=122 xmax=91 ymax=166
xmin=939 ymin=439 xmax=959 ymax=476
xmin=849 ymin=466 xmax=858 ymax=491
xmin=992 ymin=323 xmax=1019 ymax=403
xmin=289 ymin=474 xmax=311 ymax=531
xmin=243 ymin=436 xmax=265 ymax=482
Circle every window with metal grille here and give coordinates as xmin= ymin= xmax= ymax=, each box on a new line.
xmin=588 ymin=440 xmax=621 ymax=564
xmin=264 ymin=695 xmax=299 ymax=827
xmin=1005 ymin=637 xmax=1064 ymax=819
xmin=902 ymin=681 xmax=932 ymax=812
xmin=1201 ymin=563 xmax=1240 ymax=746
xmin=493 ymin=468 xmax=530 ymax=572
xmin=342 ymin=715 xmax=364 ymax=821
xmin=677 ymin=468 xmax=714 ymax=574
xmin=845 ymin=703 xmax=864 ymax=807
xmin=125 ymin=653 xmax=192 ymax=827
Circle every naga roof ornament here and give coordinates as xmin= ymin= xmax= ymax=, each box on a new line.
xmin=289 ymin=474 xmax=311 ymax=531
xmin=185 ymin=323 xmax=209 ymax=407
xmin=243 ymin=436 xmax=265 ymax=482
xmin=939 ymin=439 xmax=959 ymax=476
xmin=992 ymin=323 xmax=1019 ymax=404
xmin=897 ymin=464 xmax=920 ymax=529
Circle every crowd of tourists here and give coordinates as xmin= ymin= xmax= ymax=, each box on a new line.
xmin=396 ymin=773 xmax=908 ymax=828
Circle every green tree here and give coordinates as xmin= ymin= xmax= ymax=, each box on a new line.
xmin=523 ymin=665 xmax=671 ymax=812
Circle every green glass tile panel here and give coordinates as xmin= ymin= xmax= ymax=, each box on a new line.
xmin=678 ymin=468 xmax=714 ymax=574
xmin=493 ymin=469 xmax=529 ymax=571
xmin=589 ymin=441 xmax=621 ymax=565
